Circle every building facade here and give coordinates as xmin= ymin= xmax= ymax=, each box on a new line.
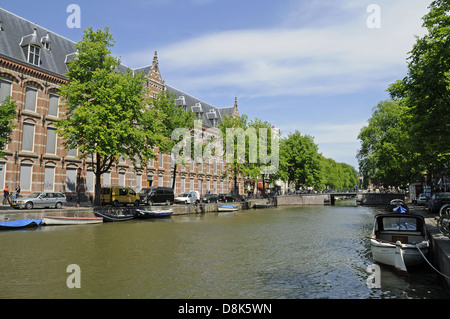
xmin=0 ymin=8 xmax=244 ymax=199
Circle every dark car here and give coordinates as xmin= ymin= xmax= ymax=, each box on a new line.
xmin=201 ymin=193 xmax=219 ymax=203
xmin=218 ymin=193 xmax=234 ymax=203
xmin=427 ymin=192 xmax=450 ymax=213
xmin=139 ymin=187 xmax=174 ymax=205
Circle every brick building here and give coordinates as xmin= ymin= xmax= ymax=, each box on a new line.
xmin=0 ymin=8 xmax=244 ymax=199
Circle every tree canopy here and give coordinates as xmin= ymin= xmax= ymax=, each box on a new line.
xmin=56 ymin=27 xmax=173 ymax=204
xmin=0 ymin=96 xmax=17 ymax=158
xmin=387 ymin=0 xmax=450 ymax=174
xmin=359 ymin=1 xmax=450 ymax=188
xmin=357 ymin=100 xmax=423 ymax=188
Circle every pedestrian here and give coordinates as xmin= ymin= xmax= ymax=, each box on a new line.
xmin=13 ymin=185 xmax=21 ymax=199
xmin=3 ymin=186 xmax=10 ymax=205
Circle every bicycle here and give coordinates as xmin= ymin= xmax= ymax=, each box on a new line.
xmin=437 ymin=204 xmax=450 ymax=236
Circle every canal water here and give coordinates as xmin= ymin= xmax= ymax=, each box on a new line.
xmin=0 ymin=202 xmax=448 ymax=299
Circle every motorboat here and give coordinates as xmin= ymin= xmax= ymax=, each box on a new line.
xmin=369 ymin=213 xmax=430 ymax=274
xmin=42 ymin=216 xmax=103 ymax=225
xmin=94 ymin=207 xmax=135 ymax=222
xmin=218 ymin=205 xmax=239 ymax=212
xmin=386 ymin=199 xmax=409 ymax=213
xmin=133 ymin=208 xmax=173 ymax=219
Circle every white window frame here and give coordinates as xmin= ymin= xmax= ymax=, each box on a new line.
xmin=44 ymin=166 xmax=55 ymax=191
xmin=22 ymin=122 xmax=35 ymax=152
xmin=48 ymin=93 xmax=59 ymax=117
xmin=20 ymin=163 xmax=33 ymax=191
xmin=0 ymin=79 xmax=12 ymax=103
xmin=25 ymin=87 xmax=37 ymax=112
xmin=46 ymin=127 xmax=57 ymax=155
xmin=28 ymin=45 xmax=40 ymax=65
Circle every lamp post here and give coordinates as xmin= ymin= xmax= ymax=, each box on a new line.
xmin=76 ymin=167 xmax=81 ymax=207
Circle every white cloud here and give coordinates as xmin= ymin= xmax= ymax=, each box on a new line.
xmin=123 ymin=1 xmax=430 ymax=98
xmin=278 ymin=121 xmax=365 ymax=144
xmin=118 ymin=0 xmax=432 ymax=167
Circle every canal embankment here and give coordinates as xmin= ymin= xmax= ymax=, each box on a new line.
xmin=424 ymin=213 xmax=450 ymax=288
xmin=0 ymin=200 xmax=249 ymax=221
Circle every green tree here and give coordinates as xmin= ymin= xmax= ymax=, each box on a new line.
xmin=56 ymin=27 xmax=160 ymax=205
xmin=388 ymin=0 xmax=450 ymax=174
xmin=321 ymin=157 xmax=357 ymax=191
xmin=278 ymin=131 xmax=323 ymax=190
xmin=357 ymin=100 xmax=422 ymax=187
xmin=218 ymin=114 xmax=251 ymax=198
xmin=247 ymin=118 xmax=277 ymax=195
xmin=0 ymin=96 xmax=17 ymax=157
xmin=218 ymin=115 xmax=278 ymax=197
xmin=155 ymin=92 xmax=197 ymax=191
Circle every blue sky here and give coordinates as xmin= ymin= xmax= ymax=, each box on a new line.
xmin=1 ymin=0 xmax=432 ymax=168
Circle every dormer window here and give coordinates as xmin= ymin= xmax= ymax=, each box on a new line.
xmin=191 ymin=102 xmax=203 ymax=114
xmin=206 ymin=109 xmax=218 ymax=127
xmin=175 ymin=96 xmax=186 ymax=107
xmin=41 ymin=32 xmax=51 ymax=50
xmin=28 ymin=45 xmax=40 ymax=65
xmin=20 ymin=28 xmax=42 ymax=66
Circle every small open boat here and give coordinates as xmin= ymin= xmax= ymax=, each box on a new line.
xmin=0 ymin=219 xmax=42 ymax=230
xmin=42 ymin=216 xmax=103 ymax=225
xmin=369 ymin=213 xmax=429 ymax=274
xmin=94 ymin=208 xmax=135 ymax=222
xmin=218 ymin=205 xmax=239 ymax=212
xmin=133 ymin=208 xmax=173 ymax=219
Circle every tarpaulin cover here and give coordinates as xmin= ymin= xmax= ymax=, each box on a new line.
xmin=0 ymin=219 xmax=42 ymax=229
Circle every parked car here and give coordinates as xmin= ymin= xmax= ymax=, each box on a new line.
xmin=139 ymin=187 xmax=174 ymax=205
xmin=11 ymin=192 xmax=67 ymax=209
xmin=417 ymin=193 xmax=428 ymax=206
xmin=427 ymin=192 xmax=450 ymax=213
xmin=175 ymin=191 xmax=199 ymax=204
xmin=201 ymin=193 xmax=219 ymax=203
xmin=100 ymin=186 xmax=140 ymax=206
xmin=218 ymin=193 xmax=234 ymax=203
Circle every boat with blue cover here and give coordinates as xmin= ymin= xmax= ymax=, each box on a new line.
xmin=0 ymin=219 xmax=42 ymax=230
xmin=218 ymin=205 xmax=239 ymax=212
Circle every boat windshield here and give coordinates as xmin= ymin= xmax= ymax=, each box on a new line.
xmin=382 ymin=217 xmax=418 ymax=231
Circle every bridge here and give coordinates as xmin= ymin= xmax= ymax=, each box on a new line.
xmin=328 ymin=192 xmax=357 ymax=205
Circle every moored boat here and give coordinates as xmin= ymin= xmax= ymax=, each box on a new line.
xmin=133 ymin=208 xmax=173 ymax=219
xmin=0 ymin=218 xmax=42 ymax=230
xmin=94 ymin=207 xmax=136 ymax=222
xmin=386 ymin=199 xmax=409 ymax=213
xmin=42 ymin=216 xmax=103 ymax=225
xmin=218 ymin=205 xmax=239 ymax=212
xmin=253 ymin=203 xmax=272 ymax=209
xmin=369 ymin=213 xmax=429 ymax=273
